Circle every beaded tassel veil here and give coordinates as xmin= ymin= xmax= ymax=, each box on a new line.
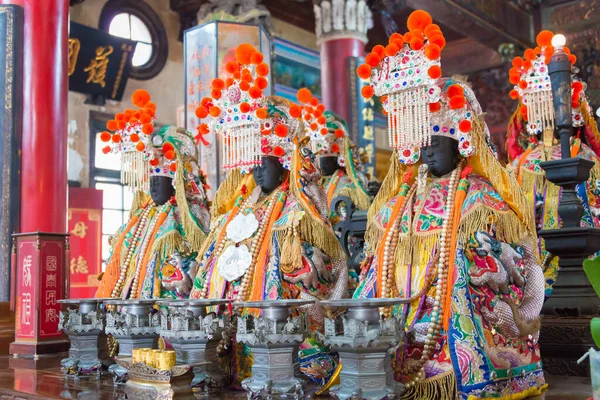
xmin=99 ymin=89 xmax=157 ymax=192
xmin=387 ymin=88 xmax=431 ymax=153
xmin=357 ymin=10 xmax=449 ymax=164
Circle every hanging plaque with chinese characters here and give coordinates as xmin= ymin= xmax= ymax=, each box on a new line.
xmin=347 ymin=57 xmax=376 ymax=179
xmin=68 ymin=22 xmax=137 ymax=101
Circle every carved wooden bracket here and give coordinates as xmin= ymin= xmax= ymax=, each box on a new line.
xmin=170 ymin=0 xmax=202 ymax=42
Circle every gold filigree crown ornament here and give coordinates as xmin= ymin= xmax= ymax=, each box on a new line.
xmin=194 ymin=44 xmax=271 ymax=174
xmin=357 ymin=10 xmax=477 ymax=164
xmin=99 ymin=89 xmax=157 ymax=192
xmin=508 ymin=30 xmax=578 ymax=136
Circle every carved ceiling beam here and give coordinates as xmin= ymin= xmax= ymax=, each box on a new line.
xmin=442 ymin=38 xmax=503 ymax=75
xmin=404 ymin=0 xmax=534 ymax=50
xmin=170 ymin=0 xmax=204 ymax=41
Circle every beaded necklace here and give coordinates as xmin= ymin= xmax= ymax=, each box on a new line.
xmin=379 ymin=164 xmax=463 ymax=387
xmin=111 ymin=201 xmax=175 ymax=300
xmin=196 ymin=187 xmax=284 ymax=301
xmin=111 ymin=202 xmax=155 ymax=298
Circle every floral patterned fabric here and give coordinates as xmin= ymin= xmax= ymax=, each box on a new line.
xmin=189 ymin=190 xmax=346 ymax=385
xmin=190 ymin=194 xmax=341 ymax=304
xmin=354 ymin=173 xmax=544 ymax=399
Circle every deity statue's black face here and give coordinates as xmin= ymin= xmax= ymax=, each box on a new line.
xmin=253 ymin=156 xmax=286 ymax=195
xmin=420 ymin=135 xmax=460 ymax=177
xmin=150 ymin=176 xmax=175 ymax=205
xmin=319 ymin=156 xmax=339 ymax=176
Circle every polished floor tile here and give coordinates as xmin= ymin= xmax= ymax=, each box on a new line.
xmin=0 ymin=353 xmax=592 ymax=399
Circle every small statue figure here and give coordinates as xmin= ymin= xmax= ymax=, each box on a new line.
xmin=354 ymin=10 xmax=545 ymax=399
xmin=95 ymin=91 xmax=210 ymax=301
xmin=189 ymin=44 xmax=347 ymax=390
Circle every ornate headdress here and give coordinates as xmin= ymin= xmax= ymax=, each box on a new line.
xmin=148 ymin=126 xmax=200 ymax=182
xmin=256 ymin=96 xmax=302 ymax=170
xmin=505 ymin=31 xmax=600 ymax=159
xmin=295 ymin=88 xmax=345 ymax=157
xmin=357 ymin=11 xmax=475 ymax=164
xmin=100 ymin=90 xmax=157 ymax=191
xmin=194 ymin=44 xmax=272 ymax=174
xmin=507 ymin=30 xmax=577 ymax=137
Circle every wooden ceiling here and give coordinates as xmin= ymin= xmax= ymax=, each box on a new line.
xmin=261 ymin=0 xmax=465 ymax=49
xmin=168 ymin=0 xmax=540 ymax=74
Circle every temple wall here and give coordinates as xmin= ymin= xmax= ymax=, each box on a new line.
xmin=67 ymin=1 xmax=316 ymax=187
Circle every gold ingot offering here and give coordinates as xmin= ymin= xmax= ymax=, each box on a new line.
xmin=140 ymin=348 xmax=153 ymax=366
xmin=146 ymin=349 xmax=162 ymax=368
xmin=131 ymin=348 xmax=143 ymax=363
xmin=157 ymin=350 xmax=176 ymax=371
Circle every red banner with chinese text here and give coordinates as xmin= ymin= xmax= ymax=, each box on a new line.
xmin=15 ymin=240 xmax=38 ymax=339
xmin=68 ymin=188 xmax=103 ymax=298
xmin=39 ymin=241 xmax=64 ymax=337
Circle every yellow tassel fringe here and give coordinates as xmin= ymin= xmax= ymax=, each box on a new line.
xmin=290 ymin=145 xmax=346 ymax=261
xmin=469 ymin=117 xmax=537 ymax=246
xmin=151 ymin=229 xmax=185 ymax=260
xmin=467 ymin=383 xmax=548 ymax=400
xmin=212 ymin=168 xmax=246 ymax=216
xmin=401 ymin=370 xmax=457 ymax=400
xmin=129 ymin=191 xmax=151 ymax=219
xmin=279 ymin=226 xmax=303 ymax=272
xmin=458 ymin=206 xmax=526 ymax=247
xmin=337 ymin=186 xmax=371 ymax=211
xmin=364 ymin=152 xmax=410 ymax=253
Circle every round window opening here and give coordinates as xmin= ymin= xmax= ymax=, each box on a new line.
xmin=109 ymin=13 xmax=153 ymax=67
xmin=99 ymin=1 xmax=168 ymax=81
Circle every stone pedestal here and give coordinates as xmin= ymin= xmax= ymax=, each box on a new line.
xmin=10 ymin=233 xmax=70 ymax=358
xmin=57 ymin=298 xmax=110 ymax=378
xmin=157 ymin=299 xmax=232 ymax=393
xmin=104 ymin=299 xmax=159 ymax=384
xmin=319 ymin=298 xmax=408 ymax=400
xmin=237 ymin=299 xmax=314 ymax=399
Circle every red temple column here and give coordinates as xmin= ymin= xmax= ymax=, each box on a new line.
xmin=3 ymin=0 xmax=69 ymax=357
xmin=314 ymin=0 xmax=372 ymax=122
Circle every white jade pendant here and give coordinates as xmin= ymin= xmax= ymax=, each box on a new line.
xmin=218 ymin=244 xmax=252 ymax=282
xmin=226 ymin=212 xmax=259 ymax=243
